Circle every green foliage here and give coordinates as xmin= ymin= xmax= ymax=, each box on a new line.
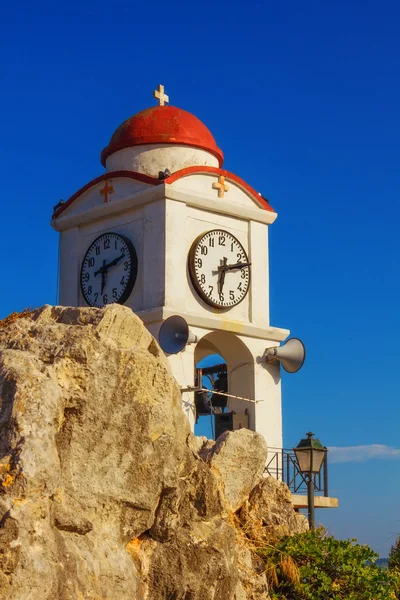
xmin=257 ymin=528 xmax=400 ymax=600
xmin=389 ymin=536 xmax=400 ymax=572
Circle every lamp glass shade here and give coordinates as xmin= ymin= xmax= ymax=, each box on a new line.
xmin=294 ymin=433 xmax=327 ymax=474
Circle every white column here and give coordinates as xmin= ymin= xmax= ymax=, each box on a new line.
xmin=59 ymin=227 xmax=80 ymax=306
xmin=249 ymin=220 xmax=270 ymax=327
xmin=142 ymin=201 xmax=166 ymax=310
xmin=167 ymin=344 xmax=196 ymax=430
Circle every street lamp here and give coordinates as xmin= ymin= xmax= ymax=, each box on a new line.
xmin=294 ymin=432 xmax=327 ymax=529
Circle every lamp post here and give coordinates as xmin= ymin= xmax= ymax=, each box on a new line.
xmin=294 ymin=432 xmax=327 ymax=529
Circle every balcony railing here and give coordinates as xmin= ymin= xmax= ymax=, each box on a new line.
xmin=265 ymin=447 xmax=329 ymax=496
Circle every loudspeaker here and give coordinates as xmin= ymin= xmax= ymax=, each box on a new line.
xmin=158 ymin=315 xmax=198 ymax=354
xmin=265 ymin=338 xmax=306 ymax=373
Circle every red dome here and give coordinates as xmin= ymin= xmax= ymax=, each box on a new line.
xmin=101 ymin=105 xmax=224 ymax=167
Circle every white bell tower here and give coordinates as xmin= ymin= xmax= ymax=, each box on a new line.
xmin=51 ymin=85 xmax=293 ymax=449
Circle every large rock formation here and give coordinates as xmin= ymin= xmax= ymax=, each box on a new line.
xmin=0 ymin=305 xmax=307 ymax=599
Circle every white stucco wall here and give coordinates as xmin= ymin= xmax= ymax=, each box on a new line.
xmin=164 ymin=200 xmax=270 ymax=328
xmin=54 ymin=169 xmax=286 ymax=450
xmin=105 ymin=144 xmax=219 ymax=177
xmin=58 ymin=200 xmax=166 ymax=313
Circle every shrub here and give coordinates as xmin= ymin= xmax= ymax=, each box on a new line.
xmin=257 ymin=528 xmax=400 ymax=600
xmin=389 ymin=536 xmax=400 ymax=572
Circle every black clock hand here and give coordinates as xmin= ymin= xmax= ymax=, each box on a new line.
xmin=103 ymin=253 xmax=126 ymax=271
xmin=94 ymin=253 xmax=125 ymax=276
xmin=217 ymin=257 xmax=228 ymax=294
xmin=100 ymin=260 xmax=106 ymax=294
xmin=223 ymin=261 xmax=252 ymax=272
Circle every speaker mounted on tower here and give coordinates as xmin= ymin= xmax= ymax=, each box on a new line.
xmin=265 ymin=338 xmax=306 ymax=373
xmin=158 ymin=315 xmax=198 ymax=354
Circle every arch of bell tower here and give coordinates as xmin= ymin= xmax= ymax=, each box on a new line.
xmin=194 ymin=331 xmax=257 ymax=429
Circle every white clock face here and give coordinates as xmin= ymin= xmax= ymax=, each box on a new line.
xmin=80 ymin=232 xmax=137 ymax=308
xmin=188 ymin=229 xmax=251 ymax=308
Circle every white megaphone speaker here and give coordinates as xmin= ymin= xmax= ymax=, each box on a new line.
xmin=158 ymin=315 xmax=198 ymax=354
xmin=265 ymin=338 xmax=306 ymax=373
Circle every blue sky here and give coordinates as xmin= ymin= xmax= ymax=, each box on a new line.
xmin=1 ymin=0 xmax=400 ymax=556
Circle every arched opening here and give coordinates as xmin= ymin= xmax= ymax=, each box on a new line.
xmin=193 ymin=331 xmax=256 ymax=440
xmin=194 ymin=353 xmax=225 ymax=439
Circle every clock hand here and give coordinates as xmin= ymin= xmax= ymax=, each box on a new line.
xmin=94 ymin=253 xmax=125 ymax=276
xmin=223 ymin=261 xmax=252 ymax=272
xmin=103 ymin=253 xmax=126 ymax=271
xmin=217 ymin=257 xmax=228 ymax=294
xmin=100 ymin=260 xmax=106 ymax=294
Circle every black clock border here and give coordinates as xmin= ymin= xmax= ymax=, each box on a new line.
xmin=80 ymin=232 xmax=138 ymax=308
xmin=188 ymin=229 xmax=251 ymax=310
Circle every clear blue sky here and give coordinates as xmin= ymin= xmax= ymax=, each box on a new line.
xmin=1 ymin=0 xmax=399 ymax=556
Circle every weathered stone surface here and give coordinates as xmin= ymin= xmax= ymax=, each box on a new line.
xmin=0 ymin=305 xmax=305 ymax=599
xmin=208 ymin=428 xmax=268 ymax=512
xmin=239 ymin=476 xmax=309 ymax=538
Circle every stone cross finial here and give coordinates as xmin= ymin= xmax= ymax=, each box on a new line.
xmin=212 ymin=175 xmax=230 ymax=198
xmin=100 ymin=180 xmax=114 ymax=203
xmin=153 ymin=84 xmax=169 ymax=106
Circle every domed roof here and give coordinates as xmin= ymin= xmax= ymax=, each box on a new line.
xmin=101 ymin=105 xmax=224 ymax=167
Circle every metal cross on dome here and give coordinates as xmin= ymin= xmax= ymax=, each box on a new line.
xmin=153 ymin=84 xmax=169 ymax=106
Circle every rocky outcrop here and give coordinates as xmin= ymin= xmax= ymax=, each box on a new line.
xmin=239 ymin=477 xmax=309 ymax=540
xmin=207 ymin=428 xmax=267 ymax=512
xmin=0 ymin=305 xmax=306 ymax=599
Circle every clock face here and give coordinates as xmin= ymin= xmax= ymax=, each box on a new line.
xmin=80 ymin=232 xmax=138 ymax=308
xmin=188 ymin=229 xmax=251 ymax=308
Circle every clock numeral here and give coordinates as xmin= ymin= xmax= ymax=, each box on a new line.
xmin=229 ymin=291 xmax=235 ymax=300
xmin=241 ymin=270 xmax=246 ymax=279
xmin=88 ymin=286 xmax=92 ymax=295
xmin=231 ymin=243 xmax=234 ymax=251
xmin=237 ymin=253 xmax=242 ymax=261
xmin=219 ymin=292 xmax=224 ymax=301
xmin=95 ymin=246 xmax=100 ymax=256
xmin=124 ymin=261 xmax=129 ymax=271
xmin=208 ymin=286 xmax=213 ymax=296
xmin=115 ymin=240 xmax=118 ymax=249
xmin=94 ymin=293 xmax=99 ymax=303
xmin=196 ymin=258 xmax=203 ymax=268
xmin=84 ymin=273 xmax=90 ymax=282
xmin=112 ymin=288 xmax=118 ymax=300
xmin=200 ymin=274 xmax=206 ymax=284
xmin=209 ymin=238 xmax=215 ymax=247
xmin=120 ymin=276 xmax=125 ymax=285
xmin=238 ymin=283 xmax=243 ymax=291
xmin=218 ymin=236 xmax=225 ymax=246
xmin=200 ymin=246 xmax=208 ymax=255
xmin=104 ymin=239 xmax=110 ymax=249
xmin=88 ymin=257 xmax=95 ymax=267
xmin=103 ymin=294 xmax=108 ymax=304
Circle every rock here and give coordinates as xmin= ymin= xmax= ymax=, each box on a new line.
xmin=0 ymin=305 xmax=305 ymax=599
xmin=234 ymin=547 xmax=270 ymax=600
xmin=189 ymin=434 xmax=215 ymax=461
xmin=239 ymin=476 xmax=309 ymax=538
xmin=208 ymin=428 xmax=267 ymax=511
xmin=0 ymin=305 xmax=191 ymax=599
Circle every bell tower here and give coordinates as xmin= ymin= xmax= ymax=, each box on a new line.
xmin=51 ymin=85 xmax=297 ymax=450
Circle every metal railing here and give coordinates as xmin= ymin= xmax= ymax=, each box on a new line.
xmin=265 ymin=447 xmax=328 ymax=497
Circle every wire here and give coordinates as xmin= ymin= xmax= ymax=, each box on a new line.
xmin=229 ymin=361 xmax=252 ymax=376
xmin=190 ymin=387 xmax=262 ymax=404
